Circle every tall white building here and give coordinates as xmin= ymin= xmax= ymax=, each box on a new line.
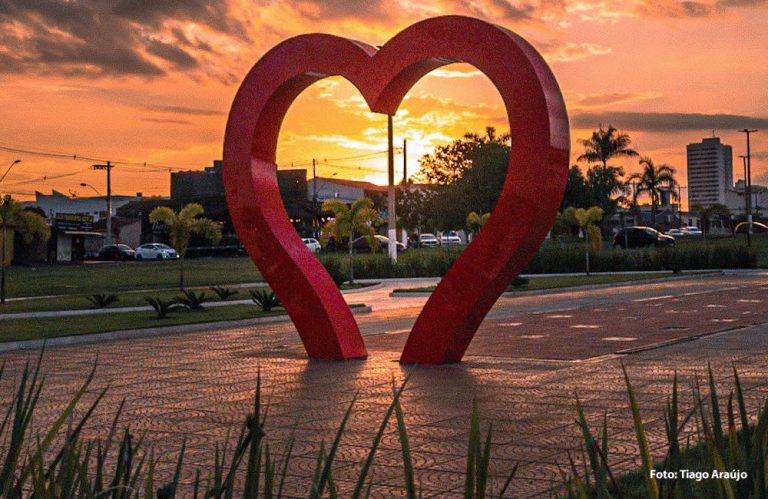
xmin=686 ymin=137 xmax=733 ymax=206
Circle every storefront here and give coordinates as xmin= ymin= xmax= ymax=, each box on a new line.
xmin=51 ymin=214 xmax=103 ymax=262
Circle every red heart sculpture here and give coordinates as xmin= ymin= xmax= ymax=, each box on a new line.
xmin=223 ymin=15 xmax=569 ymax=363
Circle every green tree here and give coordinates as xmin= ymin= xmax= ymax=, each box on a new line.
xmin=465 ymin=211 xmax=490 ymax=240
xmin=1 ymin=195 xmax=51 ymax=304
xmin=628 ymin=157 xmax=678 ymax=227
xmin=319 ymin=197 xmax=380 ymax=284
xmin=574 ymin=206 xmax=604 ymax=276
xmin=561 ymin=165 xmax=593 ymax=210
xmin=149 ymin=203 xmax=221 ymax=290
xmin=416 ymin=127 xmax=510 ymax=230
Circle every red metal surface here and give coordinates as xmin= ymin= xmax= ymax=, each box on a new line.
xmin=223 ymin=16 xmax=569 ymax=362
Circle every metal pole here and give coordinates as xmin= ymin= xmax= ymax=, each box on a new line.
xmin=739 ymin=155 xmax=750 ymax=246
xmin=387 ymin=115 xmax=397 ymax=262
xmin=740 ymin=129 xmax=757 ymax=244
xmin=106 ymin=160 xmax=112 ymax=245
xmin=402 ymin=139 xmax=407 ymax=184
xmin=312 ymin=158 xmax=318 ymax=236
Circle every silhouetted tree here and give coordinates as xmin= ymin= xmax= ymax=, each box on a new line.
xmin=628 ymin=157 xmax=678 ymax=227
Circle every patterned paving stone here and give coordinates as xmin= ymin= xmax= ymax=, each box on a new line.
xmin=2 ymin=273 xmax=768 ymax=496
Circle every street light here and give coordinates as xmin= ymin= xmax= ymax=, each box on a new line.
xmin=0 ymin=159 xmax=22 ymax=184
xmin=738 ymin=155 xmax=750 ymax=246
xmin=739 ymin=129 xmax=757 ymax=245
xmin=80 ymin=182 xmax=102 ymax=196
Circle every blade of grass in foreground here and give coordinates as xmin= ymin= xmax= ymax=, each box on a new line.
xmin=351 ymin=375 xmax=410 ymax=499
xmin=622 ymin=365 xmax=659 ymax=499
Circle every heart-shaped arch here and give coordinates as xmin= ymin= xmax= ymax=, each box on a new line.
xmin=223 ymin=15 xmax=569 ymax=363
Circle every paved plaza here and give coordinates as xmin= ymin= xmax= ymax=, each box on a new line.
xmin=2 ymin=272 xmax=768 ymax=497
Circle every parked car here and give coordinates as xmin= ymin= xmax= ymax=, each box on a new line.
xmin=302 ymin=237 xmax=321 ymax=252
xmin=734 ymin=221 xmax=768 ymax=233
xmin=135 ymin=243 xmax=179 ymax=260
xmin=440 ymin=230 xmax=462 ymax=245
xmin=613 ymin=227 xmax=675 ymax=248
xmin=666 ymin=228 xmax=684 ymax=237
xmin=351 ymin=235 xmax=407 ymax=253
xmin=97 ymin=244 xmax=135 ymax=261
xmin=419 ymin=233 xmax=439 ymax=247
xmin=681 ymin=226 xmax=703 ymax=236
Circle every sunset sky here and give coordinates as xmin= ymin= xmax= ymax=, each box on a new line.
xmin=1 ymin=0 xmax=767 ymax=208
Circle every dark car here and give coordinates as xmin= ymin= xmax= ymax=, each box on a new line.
xmin=613 ymin=227 xmax=675 ymax=248
xmin=97 ymin=244 xmax=136 ymax=261
xmin=734 ymin=221 xmax=768 ymax=234
xmin=351 ymin=235 xmax=407 ymax=253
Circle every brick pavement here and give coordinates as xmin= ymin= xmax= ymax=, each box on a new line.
xmin=1 ymin=273 xmax=767 ymax=497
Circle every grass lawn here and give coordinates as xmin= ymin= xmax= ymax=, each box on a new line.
xmin=2 ymin=304 xmax=285 ymax=343
xmin=0 ymin=281 xmax=379 ymax=314
xmin=4 ymin=257 xmax=263 ymax=298
xmin=3 ymin=302 xmax=368 ymax=343
xmin=393 ymin=271 xmax=709 ymax=293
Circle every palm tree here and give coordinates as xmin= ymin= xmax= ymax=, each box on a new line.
xmin=577 ymin=125 xmax=638 ymax=221
xmin=577 ymin=124 xmax=639 ymax=169
xmin=149 ymin=203 xmax=221 ymax=290
xmin=628 ymin=157 xmax=678 ymax=227
xmin=320 ymin=197 xmax=379 ymax=284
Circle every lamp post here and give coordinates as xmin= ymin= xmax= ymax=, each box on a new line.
xmin=738 ymin=155 xmax=750 ymax=246
xmin=0 ymin=159 xmax=21 ymax=185
xmin=739 ymin=129 xmax=757 ymax=242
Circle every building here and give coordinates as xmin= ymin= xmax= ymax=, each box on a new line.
xmin=686 ymin=137 xmax=733 ymax=206
xmin=170 ymin=160 xmax=228 ymax=220
xmin=22 ymin=190 xmax=142 ymax=222
xmin=725 ymin=180 xmax=767 ymax=218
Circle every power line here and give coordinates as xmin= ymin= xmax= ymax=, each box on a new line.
xmin=0 ymin=143 xmax=192 ymax=172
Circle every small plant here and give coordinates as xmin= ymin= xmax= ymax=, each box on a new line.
xmin=210 ymin=286 xmax=239 ymax=300
xmin=84 ymin=293 xmax=119 ymax=308
xmin=249 ymin=289 xmax=281 ymax=312
xmin=144 ymin=296 xmax=185 ymax=319
xmin=176 ymin=289 xmax=208 ymax=310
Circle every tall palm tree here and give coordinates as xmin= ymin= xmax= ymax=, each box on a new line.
xmin=578 ymin=125 xmax=638 ymax=230
xmin=628 ymin=157 xmax=678 ymax=227
xmin=577 ymin=124 xmax=639 ymax=170
xmin=320 ymin=197 xmax=380 ymax=284
xmin=149 ymin=203 xmax=221 ymax=290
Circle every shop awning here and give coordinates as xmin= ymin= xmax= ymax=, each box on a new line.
xmin=62 ymin=231 xmax=104 ymax=237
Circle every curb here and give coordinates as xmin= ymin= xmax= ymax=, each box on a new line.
xmin=389 ymin=271 xmax=724 ymax=298
xmin=0 ymin=305 xmax=373 ymax=353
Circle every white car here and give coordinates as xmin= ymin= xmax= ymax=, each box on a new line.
xmin=135 ymin=243 xmax=179 ymax=260
xmin=419 ymin=233 xmax=439 ymax=247
xmin=666 ymin=228 xmax=684 ymax=236
xmin=440 ymin=230 xmax=462 ymax=245
xmin=302 ymin=238 xmax=321 ymax=252
xmin=682 ymin=226 xmax=703 ymax=236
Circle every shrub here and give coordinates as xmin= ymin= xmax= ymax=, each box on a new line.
xmin=249 ymin=289 xmax=281 ymax=312
xmin=322 ymin=256 xmax=348 ymax=286
xmin=144 ymin=296 xmax=185 ymax=319
xmin=176 ymin=289 xmax=208 ymax=310
xmin=511 ymin=276 xmax=529 ymax=288
xmin=210 ymin=286 xmax=239 ymax=300
xmin=85 ymin=293 xmax=119 ymax=309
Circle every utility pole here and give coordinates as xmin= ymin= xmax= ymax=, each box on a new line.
xmin=401 ymin=139 xmax=408 ymax=245
xmin=312 ymin=158 xmax=318 ymax=237
xmin=92 ymin=161 xmax=113 ymax=245
xmin=739 ymin=155 xmax=750 ymax=246
xmin=402 ymin=139 xmax=407 ymax=184
xmin=740 ymin=129 xmax=757 ymax=243
xmin=387 ymin=115 xmax=397 ymax=262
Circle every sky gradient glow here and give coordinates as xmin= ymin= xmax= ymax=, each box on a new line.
xmin=1 ymin=0 xmax=766 ymax=206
